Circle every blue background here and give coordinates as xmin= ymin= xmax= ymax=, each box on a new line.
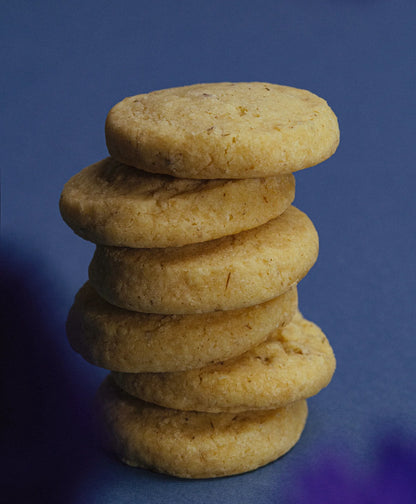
xmin=2 ymin=1 xmax=416 ymax=503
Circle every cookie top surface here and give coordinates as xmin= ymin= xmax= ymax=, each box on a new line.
xmin=59 ymin=157 xmax=295 ymax=247
xmin=105 ymin=82 xmax=339 ymax=179
xmin=96 ymin=376 xmax=307 ymax=478
xmin=67 ymin=283 xmax=297 ymax=373
xmin=89 ymin=206 xmax=319 ymax=314
xmin=113 ymin=312 xmax=335 ymax=412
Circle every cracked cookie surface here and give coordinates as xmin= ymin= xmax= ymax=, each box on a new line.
xmin=66 ymin=283 xmax=297 ymax=373
xmin=59 ymin=157 xmax=295 ymax=247
xmin=105 ymin=82 xmax=339 ymax=179
xmin=112 ymin=312 xmax=335 ymax=412
xmin=89 ymin=206 xmax=319 ymax=314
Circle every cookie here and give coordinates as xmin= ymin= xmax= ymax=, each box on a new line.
xmin=89 ymin=206 xmax=319 ymax=314
xmin=112 ymin=312 xmax=335 ymax=412
xmin=66 ymin=283 xmax=298 ymax=373
xmin=105 ymin=82 xmax=339 ymax=179
xmin=59 ymin=157 xmax=295 ymax=248
xmin=96 ymin=376 xmax=308 ymax=479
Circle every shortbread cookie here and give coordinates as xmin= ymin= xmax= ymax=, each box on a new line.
xmin=113 ymin=312 xmax=335 ymax=412
xmin=66 ymin=283 xmax=297 ymax=373
xmin=96 ymin=376 xmax=308 ymax=479
xmin=59 ymin=158 xmax=295 ymax=248
xmin=89 ymin=206 xmax=319 ymax=314
xmin=105 ymin=82 xmax=339 ymax=179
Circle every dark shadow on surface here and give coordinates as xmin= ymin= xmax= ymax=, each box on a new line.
xmin=286 ymin=430 xmax=416 ymax=504
xmin=1 ymin=243 xmax=95 ymax=504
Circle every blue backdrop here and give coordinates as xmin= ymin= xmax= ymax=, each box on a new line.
xmin=2 ymin=1 xmax=416 ymax=503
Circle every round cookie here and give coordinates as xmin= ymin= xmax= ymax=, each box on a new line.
xmin=96 ymin=376 xmax=308 ymax=479
xmin=105 ymin=82 xmax=339 ymax=179
xmin=113 ymin=312 xmax=335 ymax=412
xmin=66 ymin=283 xmax=298 ymax=373
xmin=59 ymin=157 xmax=295 ymax=248
xmin=89 ymin=206 xmax=319 ymax=314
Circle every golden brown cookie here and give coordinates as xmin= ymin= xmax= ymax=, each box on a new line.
xmin=89 ymin=206 xmax=319 ymax=314
xmin=59 ymin=158 xmax=295 ymax=248
xmin=105 ymin=82 xmax=339 ymax=179
xmin=66 ymin=283 xmax=298 ymax=372
xmin=112 ymin=312 xmax=335 ymax=412
xmin=96 ymin=376 xmax=308 ymax=479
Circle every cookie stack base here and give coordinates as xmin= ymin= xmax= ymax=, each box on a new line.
xmin=96 ymin=377 xmax=308 ymax=479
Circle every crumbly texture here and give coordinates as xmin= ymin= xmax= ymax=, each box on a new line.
xmin=113 ymin=312 xmax=335 ymax=412
xmin=89 ymin=206 xmax=319 ymax=314
xmin=105 ymin=82 xmax=339 ymax=179
xmin=59 ymin=158 xmax=295 ymax=247
xmin=66 ymin=283 xmax=298 ymax=373
xmin=96 ymin=376 xmax=308 ymax=479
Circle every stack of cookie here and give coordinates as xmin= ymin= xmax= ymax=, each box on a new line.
xmin=60 ymin=82 xmax=339 ymax=479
